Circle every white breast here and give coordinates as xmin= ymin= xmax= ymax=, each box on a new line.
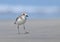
xmin=16 ymin=17 xmax=26 ymax=25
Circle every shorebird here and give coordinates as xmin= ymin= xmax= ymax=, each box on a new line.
xmin=14 ymin=12 xmax=28 ymax=34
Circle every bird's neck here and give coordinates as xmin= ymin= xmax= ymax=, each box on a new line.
xmin=21 ymin=16 xmax=26 ymax=20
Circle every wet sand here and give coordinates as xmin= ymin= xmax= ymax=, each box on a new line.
xmin=0 ymin=19 xmax=60 ymax=42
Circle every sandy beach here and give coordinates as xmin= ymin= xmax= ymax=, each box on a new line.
xmin=0 ymin=19 xmax=60 ymax=42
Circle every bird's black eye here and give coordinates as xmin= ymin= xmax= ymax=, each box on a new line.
xmin=23 ymin=13 xmax=25 ymax=15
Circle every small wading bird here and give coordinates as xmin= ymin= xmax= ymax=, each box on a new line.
xmin=14 ymin=12 xmax=28 ymax=34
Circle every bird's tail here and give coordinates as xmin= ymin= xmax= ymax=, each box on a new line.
xmin=14 ymin=21 xmax=16 ymax=24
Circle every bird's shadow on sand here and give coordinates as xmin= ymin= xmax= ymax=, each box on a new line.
xmin=17 ymin=32 xmax=29 ymax=35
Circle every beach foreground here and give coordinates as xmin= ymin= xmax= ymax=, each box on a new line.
xmin=0 ymin=19 xmax=60 ymax=42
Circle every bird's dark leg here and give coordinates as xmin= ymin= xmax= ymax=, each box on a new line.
xmin=17 ymin=25 xmax=20 ymax=34
xmin=23 ymin=24 xmax=25 ymax=30
xmin=23 ymin=24 xmax=29 ymax=34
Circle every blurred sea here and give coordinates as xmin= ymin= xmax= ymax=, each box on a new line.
xmin=0 ymin=13 xmax=60 ymax=20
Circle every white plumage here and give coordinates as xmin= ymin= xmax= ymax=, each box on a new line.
xmin=16 ymin=16 xmax=26 ymax=25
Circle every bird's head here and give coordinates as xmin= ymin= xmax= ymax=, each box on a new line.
xmin=22 ymin=12 xmax=28 ymax=17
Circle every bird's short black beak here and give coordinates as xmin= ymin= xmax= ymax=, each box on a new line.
xmin=26 ymin=15 xmax=28 ymax=17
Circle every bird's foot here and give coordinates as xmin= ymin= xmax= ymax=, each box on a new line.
xmin=24 ymin=31 xmax=29 ymax=34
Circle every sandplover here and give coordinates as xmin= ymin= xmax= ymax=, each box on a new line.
xmin=14 ymin=12 xmax=28 ymax=34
